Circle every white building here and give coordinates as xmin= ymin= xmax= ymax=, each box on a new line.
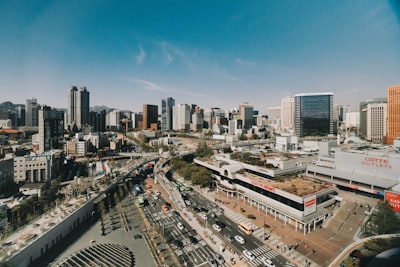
xmin=190 ymin=112 xmax=203 ymax=132
xmin=173 ymin=104 xmax=190 ymax=131
xmin=344 ymin=112 xmax=360 ymax=128
xmin=13 ymin=150 xmax=63 ymax=183
xmin=281 ymin=96 xmax=294 ymax=129
xmin=366 ymin=103 xmax=387 ymax=143
xmin=0 ymin=119 xmax=12 ymax=129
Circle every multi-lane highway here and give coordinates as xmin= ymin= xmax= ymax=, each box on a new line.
xmin=141 ymin=191 xmax=221 ymax=266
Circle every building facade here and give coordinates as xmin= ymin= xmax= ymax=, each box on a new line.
xmin=161 ymin=97 xmax=175 ymax=131
xmin=26 ymin=98 xmax=39 ymax=127
xmin=173 ymin=104 xmax=190 ymax=132
xmin=294 ymin=92 xmax=333 ymax=137
xmin=239 ymin=102 xmax=254 ymax=129
xmin=142 ymin=104 xmax=158 ymax=130
xmin=307 ymin=143 xmax=400 ymax=198
xmin=67 ymin=86 xmax=90 ymax=131
xmin=281 ymin=96 xmax=294 ymax=129
xmin=386 ymin=85 xmax=400 ymax=144
xmin=359 ymin=98 xmax=387 ymax=143
xmin=38 ymin=106 xmax=64 ymax=154
xmin=14 ymin=150 xmax=63 ymax=183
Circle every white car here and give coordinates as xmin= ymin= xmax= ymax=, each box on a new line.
xmin=185 ymin=200 xmax=191 ymax=206
xmin=234 ymin=235 xmax=245 ymax=244
xmin=151 ymin=194 xmax=159 ymax=200
xmin=177 ymin=222 xmax=184 ymax=230
xmin=199 ymin=213 xmax=208 ymax=220
xmin=242 ymin=249 xmax=255 ymax=261
xmin=262 ymin=257 xmax=275 ymax=267
xmin=212 ymin=223 xmax=222 ymax=232
xmin=154 ymin=190 xmax=160 ymax=196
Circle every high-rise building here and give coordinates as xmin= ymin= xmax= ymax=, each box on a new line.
xmin=161 ymin=97 xmax=175 ymax=131
xmin=67 ymin=86 xmax=90 ymax=131
xmin=38 ymin=105 xmax=64 ymax=154
xmin=281 ymin=96 xmax=294 ymax=129
xmin=359 ymin=98 xmax=387 ymax=143
xmin=294 ymin=92 xmax=334 ymax=137
xmin=239 ymin=102 xmax=254 ymax=129
xmin=386 ymin=85 xmax=400 ymax=144
xmin=26 ymin=98 xmax=39 ymax=127
xmin=89 ymin=110 xmax=106 ymax=133
xmin=173 ymin=104 xmax=190 ymax=131
xmin=142 ymin=104 xmax=158 ymax=130
xmin=14 ymin=104 xmax=26 ymax=127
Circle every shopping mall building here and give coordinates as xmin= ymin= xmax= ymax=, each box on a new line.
xmin=306 ymin=142 xmax=400 ymax=212
xmin=194 ymin=155 xmax=338 ymax=234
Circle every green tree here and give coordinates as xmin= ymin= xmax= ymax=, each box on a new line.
xmin=375 ymin=201 xmax=400 ymax=234
xmin=195 ymin=141 xmax=213 ymax=158
xmin=367 ymin=201 xmax=400 ymax=235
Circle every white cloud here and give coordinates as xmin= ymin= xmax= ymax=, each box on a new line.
xmin=235 ymin=57 xmax=256 ymax=66
xmin=124 ymin=76 xmax=205 ymax=97
xmin=127 ymin=77 xmax=166 ymax=92
xmin=213 ymin=67 xmax=240 ymax=81
xmin=136 ymin=45 xmax=146 ymax=65
xmin=158 ymin=41 xmax=196 ymax=71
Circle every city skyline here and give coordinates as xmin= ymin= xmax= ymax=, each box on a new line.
xmin=1 ymin=1 xmax=399 ymax=113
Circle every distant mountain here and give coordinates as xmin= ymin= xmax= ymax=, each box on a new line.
xmin=90 ymin=105 xmax=114 ymax=113
xmin=0 ymin=101 xmax=16 ymax=111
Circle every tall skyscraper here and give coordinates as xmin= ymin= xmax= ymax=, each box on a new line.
xmin=14 ymin=104 xmax=26 ymax=127
xmin=38 ymin=105 xmax=64 ymax=154
xmin=161 ymin=97 xmax=175 ymax=131
xmin=173 ymin=104 xmax=190 ymax=131
xmin=281 ymin=96 xmax=294 ymax=129
xmin=359 ymin=98 xmax=387 ymax=143
xmin=26 ymin=98 xmax=39 ymax=127
xmin=294 ymin=92 xmax=333 ymax=137
xmin=89 ymin=110 xmax=106 ymax=133
xmin=67 ymin=86 xmax=90 ymax=131
xmin=142 ymin=104 xmax=158 ymax=130
xmin=239 ymin=102 xmax=254 ymax=129
xmin=386 ymin=85 xmax=400 ymax=144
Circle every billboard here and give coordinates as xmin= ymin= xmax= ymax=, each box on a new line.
xmin=303 ymin=195 xmax=317 ymax=216
xmin=385 ymin=191 xmax=400 ymax=213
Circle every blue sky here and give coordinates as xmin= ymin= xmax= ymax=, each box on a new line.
xmin=0 ymin=0 xmax=399 ymax=113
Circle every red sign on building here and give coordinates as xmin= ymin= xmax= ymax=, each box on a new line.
xmin=385 ymin=191 xmax=400 ymax=213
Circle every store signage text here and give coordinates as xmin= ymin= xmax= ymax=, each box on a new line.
xmin=362 ymin=157 xmax=392 ymax=169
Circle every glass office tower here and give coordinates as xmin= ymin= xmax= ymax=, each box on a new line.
xmin=294 ymin=92 xmax=333 ymax=137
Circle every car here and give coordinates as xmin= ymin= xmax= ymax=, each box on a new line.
xmin=161 ymin=205 xmax=169 ymax=211
xmin=177 ymin=222 xmax=184 ymax=230
xmin=193 ymin=206 xmax=201 ymax=212
xmin=212 ymin=223 xmax=222 ymax=232
xmin=199 ymin=213 xmax=208 ymax=220
xmin=223 ymin=233 xmax=234 ymax=242
xmin=209 ymin=213 xmax=216 ymax=218
xmin=242 ymin=249 xmax=255 ymax=261
xmin=188 ymin=236 xmax=198 ymax=244
xmin=215 ymin=220 xmax=225 ymax=228
xmin=185 ymin=200 xmax=191 ymax=206
xmin=213 ymin=253 xmax=225 ymax=264
xmin=151 ymin=193 xmax=159 ymax=200
xmin=154 ymin=190 xmax=160 ymax=196
xmin=200 ymin=207 xmax=209 ymax=213
xmin=206 ymin=256 xmax=218 ymax=267
xmin=171 ymin=239 xmax=183 ymax=249
xmin=172 ymin=210 xmax=180 ymax=216
xmin=150 ymin=202 xmax=156 ymax=207
xmin=234 ymin=235 xmax=245 ymax=244
xmin=262 ymin=257 xmax=275 ymax=267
